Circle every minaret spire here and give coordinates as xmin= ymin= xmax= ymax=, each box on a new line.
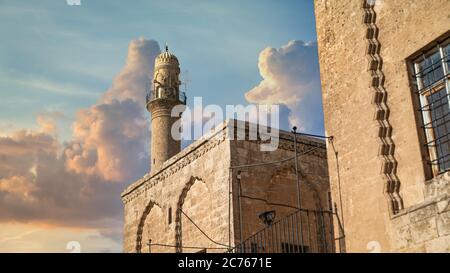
xmin=147 ymin=45 xmax=185 ymax=170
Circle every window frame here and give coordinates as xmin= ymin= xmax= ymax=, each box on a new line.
xmin=413 ymin=37 xmax=450 ymax=176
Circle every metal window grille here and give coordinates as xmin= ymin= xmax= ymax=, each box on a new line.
xmin=414 ymin=38 xmax=450 ymax=174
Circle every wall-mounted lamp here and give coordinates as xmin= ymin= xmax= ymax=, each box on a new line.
xmin=258 ymin=210 xmax=276 ymax=226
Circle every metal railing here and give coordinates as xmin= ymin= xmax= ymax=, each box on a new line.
xmin=145 ymin=91 xmax=186 ymax=105
xmin=232 ymin=208 xmax=335 ymax=253
xmin=179 ymin=91 xmax=187 ymax=104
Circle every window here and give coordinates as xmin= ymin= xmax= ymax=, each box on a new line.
xmin=413 ymin=37 xmax=450 ymax=174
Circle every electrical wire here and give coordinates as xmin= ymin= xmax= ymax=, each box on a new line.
xmin=179 ymin=209 xmax=231 ymax=249
xmin=145 ymin=209 xmax=233 ymax=252
xmin=230 ymin=146 xmax=323 ymax=170
xmin=147 ymin=242 xmax=229 ymax=250
xmin=239 ymin=195 xmax=298 ymax=210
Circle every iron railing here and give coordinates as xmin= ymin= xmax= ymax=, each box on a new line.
xmin=146 ymin=91 xmax=186 ymax=105
xmin=232 ymin=208 xmax=335 ymax=253
xmin=414 ymin=50 xmax=450 ymax=173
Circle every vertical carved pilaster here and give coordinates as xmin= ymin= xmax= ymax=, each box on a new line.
xmin=362 ymin=0 xmax=404 ymax=214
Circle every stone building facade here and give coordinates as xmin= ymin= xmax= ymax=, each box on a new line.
xmin=314 ymin=0 xmax=450 ymax=252
xmin=121 ymin=120 xmax=331 ymax=253
xmin=120 ymin=41 xmax=332 ymax=253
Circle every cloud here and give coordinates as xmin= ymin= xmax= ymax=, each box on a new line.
xmin=65 ymin=99 xmax=149 ymax=182
xmin=0 ymin=38 xmax=160 ymax=247
xmin=0 ymin=222 xmax=122 ymax=253
xmin=36 ymin=110 xmax=66 ymax=136
xmin=64 ymin=38 xmax=159 ymax=183
xmin=0 ymin=129 xmax=122 ymax=225
xmin=245 ymin=40 xmax=324 ymax=134
xmin=0 ymin=176 xmax=37 ymax=201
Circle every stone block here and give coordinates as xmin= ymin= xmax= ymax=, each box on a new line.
xmin=424 ymin=172 xmax=450 ymax=199
xmin=408 ymin=203 xmax=437 ymax=223
xmin=391 ymin=213 xmax=410 ymax=228
xmin=425 ymin=235 xmax=450 ymax=253
xmin=391 ymin=224 xmax=412 ymax=250
xmin=399 ymin=244 xmax=426 ymax=253
xmin=437 ymin=210 xmax=450 ymax=237
xmin=409 ymin=217 xmax=438 ymax=244
xmin=437 ymin=199 xmax=450 ymax=213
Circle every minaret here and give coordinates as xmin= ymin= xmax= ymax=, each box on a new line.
xmin=147 ymin=45 xmax=186 ymax=170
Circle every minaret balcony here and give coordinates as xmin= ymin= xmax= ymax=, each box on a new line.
xmin=146 ymin=91 xmax=186 ymax=106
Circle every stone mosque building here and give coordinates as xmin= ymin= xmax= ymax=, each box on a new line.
xmin=121 ymin=47 xmax=332 ymax=253
xmin=121 ymin=0 xmax=450 ymax=254
xmin=315 ymin=0 xmax=450 ymax=252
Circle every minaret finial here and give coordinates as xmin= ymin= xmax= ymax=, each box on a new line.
xmin=165 ymin=42 xmax=168 ymax=52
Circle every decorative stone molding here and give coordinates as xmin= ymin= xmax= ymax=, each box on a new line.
xmin=135 ymin=200 xmax=162 ymax=253
xmin=362 ymin=0 xmax=403 ymax=214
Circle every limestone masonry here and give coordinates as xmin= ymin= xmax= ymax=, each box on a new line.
xmin=314 ymin=0 xmax=450 ymax=252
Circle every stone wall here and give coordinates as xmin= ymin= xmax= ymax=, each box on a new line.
xmin=122 ymin=120 xmax=332 ymax=253
xmin=229 ymin=129 xmax=331 ymax=251
xmin=122 ymin=123 xmax=232 ymax=253
xmin=148 ymin=99 xmax=182 ymax=170
xmin=391 ymin=172 xmax=450 ymax=252
xmin=314 ymin=0 xmax=450 ymax=252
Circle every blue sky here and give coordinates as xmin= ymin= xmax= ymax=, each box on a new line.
xmin=0 ymin=0 xmax=318 ymax=140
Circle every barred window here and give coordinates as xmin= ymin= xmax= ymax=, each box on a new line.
xmin=413 ymin=37 xmax=450 ymax=174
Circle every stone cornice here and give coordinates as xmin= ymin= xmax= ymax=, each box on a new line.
xmin=121 ymin=121 xmax=229 ymax=203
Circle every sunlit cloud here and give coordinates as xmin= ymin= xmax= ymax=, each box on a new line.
xmin=0 ymin=39 xmax=160 ymax=252
xmin=0 ymin=222 xmax=121 ymax=253
xmin=245 ymin=40 xmax=324 ymax=133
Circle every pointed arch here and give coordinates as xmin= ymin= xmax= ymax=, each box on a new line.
xmin=135 ymin=199 xmax=161 ymax=253
xmin=174 ymin=176 xmax=205 ymax=253
xmin=266 ymin=163 xmax=324 ymax=211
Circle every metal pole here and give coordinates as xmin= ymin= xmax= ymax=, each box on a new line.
xmin=228 ymin=168 xmax=232 ymax=251
xmin=292 ymin=126 xmax=305 ymax=251
xmin=293 ymin=127 xmax=301 ymax=209
xmin=237 ymin=171 xmax=244 ymax=253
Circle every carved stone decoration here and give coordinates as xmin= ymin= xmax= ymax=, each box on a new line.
xmin=135 ymin=200 xmax=161 ymax=253
xmin=362 ymin=0 xmax=403 ymax=214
